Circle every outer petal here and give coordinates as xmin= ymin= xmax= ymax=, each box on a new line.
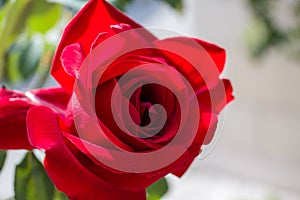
xmin=154 ymin=37 xmax=226 ymax=91
xmin=28 ymin=87 xmax=71 ymax=112
xmin=171 ymin=111 xmax=218 ymax=177
xmin=0 ymin=88 xmax=34 ymax=149
xmin=0 ymin=87 xmax=71 ymax=150
xmin=27 ymin=106 xmax=146 ymax=200
xmin=51 ymin=0 xmax=149 ymax=92
xmin=196 ymin=79 xmax=234 ymax=114
xmin=63 ymin=133 xmax=169 ymax=191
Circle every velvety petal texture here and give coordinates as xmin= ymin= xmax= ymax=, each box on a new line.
xmin=27 ymin=106 xmax=146 ymax=200
xmin=154 ymin=37 xmax=226 ymax=90
xmin=0 ymin=87 xmax=70 ymax=150
xmin=0 ymin=0 xmax=234 ymax=199
xmin=51 ymin=0 xmax=153 ymax=92
xmin=48 ymin=0 xmax=233 ymax=198
xmin=0 ymin=88 xmax=34 ymax=149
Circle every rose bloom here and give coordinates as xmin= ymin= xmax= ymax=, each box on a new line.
xmin=0 ymin=0 xmax=233 ymax=199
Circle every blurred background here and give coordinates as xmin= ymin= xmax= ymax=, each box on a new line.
xmin=0 ymin=0 xmax=300 ymax=199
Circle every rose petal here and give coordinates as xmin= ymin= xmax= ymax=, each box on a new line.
xmin=154 ymin=37 xmax=226 ymax=90
xmin=156 ymin=37 xmax=226 ymax=72
xmin=95 ymin=79 xmax=168 ymax=151
xmin=91 ymin=24 xmax=132 ymax=50
xmin=171 ymin=110 xmax=218 ymax=177
xmin=196 ymin=79 xmax=234 ymax=114
xmin=60 ymin=43 xmax=85 ymax=79
xmin=0 ymin=88 xmax=34 ymax=150
xmin=98 ymin=55 xmax=167 ymax=86
xmin=27 ymin=106 xmax=146 ymax=200
xmin=0 ymin=87 xmax=72 ymax=150
xmin=51 ymin=0 xmax=150 ymax=92
xmin=63 ymin=132 xmax=180 ymax=192
xmin=28 ymin=87 xmax=71 ymax=112
xmin=63 ymin=133 xmax=161 ymax=190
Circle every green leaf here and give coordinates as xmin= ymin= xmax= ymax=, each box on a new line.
xmin=147 ymin=177 xmax=169 ymax=200
xmin=5 ymin=34 xmax=45 ymax=84
xmin=18 ymin=35 xmax=44 ymax=80
xmin=0 ymin=150 xmax=6 ymax=171
xmin=15 ymin=152 xmax=55 ymax=200
xmin=157 ymin=0 xmax=183 ymax=12
xmin=6 ymin=44 xmax=23 ymax=83
xmin=53 ymin=189 xmax=68 ymax=200
xmin=27 ymin=1 xmax=61 ymax=34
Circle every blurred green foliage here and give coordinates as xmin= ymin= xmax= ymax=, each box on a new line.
xmin=15 ymin=152 xmax=67 ymax=200
xmin=0 ymin=0 xmax=63 ymax=88
xmin=147 ymin=177 xmax=169 ymax=200
xmin=157 ymin=0 xmax=183 ymax=11
xmin=108 ymin=0 xmax=133 ymax=11
xmin=246 ymin=0 xmax=300 ymax=58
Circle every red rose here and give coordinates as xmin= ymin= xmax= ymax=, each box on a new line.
xmin=0 ymin=0 xmax=234 ymax=199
